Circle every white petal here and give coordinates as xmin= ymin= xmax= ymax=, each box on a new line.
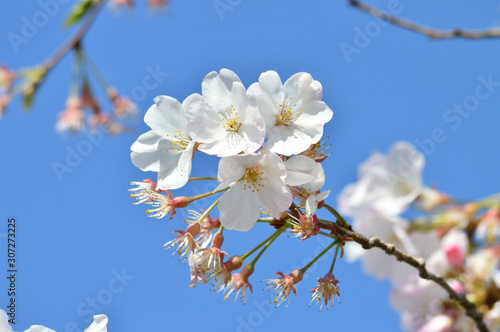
xmin=284 ymin=155 xmax=320 ymax=186
xmin=185 ymin=101 xmax=225 ymax=144
xmin=283 ymin=72 xmax=314 ymax=101
xmin=131 ymin=134 xmax=176 ymax=172
xmin=316 ymin=190 xmax=330 ymax=202
xmin=305 ymin=195 xmax=317 ymax=216
xmin=24 ymin=326 xmax=56 ymax=332
xmin=86 ymin=314 xmax=108 ymax=332
xmin=157 ymin=142 xmax=194 ymax=190
xmin=219 ymin=182 xmax=261 ymax=231
xmin=343 ymin=241 xmax=365 ymax=262
xmin=267 ymin=123 xmax=313 ymax=156
xmin=0 ymin=309 xmax=12 ymax=332
xmin=258 ymin=70 xmax=283 ymax=107
xmin=144 ymin=96 xmax=185 ymax=136
xmin=201 ymin=69 xmax=241 ymax=111
xmin=258 ymin=154 xmax=292 ymax=217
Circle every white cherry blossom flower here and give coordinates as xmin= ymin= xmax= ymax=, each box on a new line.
xmin=248 ymin=70 xmax=333 ymax=155
xmin=338 ymin=142 xmax=424 ymax=217
xmin=131 ymin=94 xmax=200 ymax=190
xmin=216 ymin=153 xmax=292 ymax=231
xmin=185 ymin=69 xmax=265 ymax=157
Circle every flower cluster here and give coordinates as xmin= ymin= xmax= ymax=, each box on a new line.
xmin=130 ymin=69 xmax=343 ymax=307
xmin=339 ymin=142 xmax=500 ymax=331
xmin=131 ymin=69 xmax=332 ymax=231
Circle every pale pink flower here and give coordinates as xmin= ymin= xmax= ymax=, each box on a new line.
xmin=55 ymin=97 xmax=85 ymax=133
xmin=338 ymin=142 xmax=424 ymax=217
xmin=186 ymin=69 xmax=265 ymax=157
xmin=390 ymin=274 xmax=445 ymax=313
xmin=426 ymin=229 xmax=468 ymax=275
xmin=417 ymin=315 xmax=453 ymax=332
xmin=216 ymin=153 xmax=292 ymax=231
xmin=347 ymin=216 xmax=441 ymax=287
xmin=309 ymin=273 xmax=340 ymax=311
xmin=131 ymin=95 xmax=199 ymax=190
xmin=248 ymin=71 xmax=333 ymax=156
xmin=264 ymin=269 xmax=303 ymax=307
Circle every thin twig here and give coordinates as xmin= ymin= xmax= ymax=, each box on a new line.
xmin=328 ymin=221 xmax=489 ymax=332
xmin=22 ymin=1 xmax=105 ymax=96
xmin=349 ymin=0 xmax=500 ymax=40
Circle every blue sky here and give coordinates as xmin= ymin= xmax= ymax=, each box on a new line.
xmin=1 ymin=0 xmax=500 ymax=331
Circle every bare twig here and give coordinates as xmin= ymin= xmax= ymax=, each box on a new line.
xmin=326 ymin=221 xmax=489 ymax=332
xmin=349 ymin=0 xmax=500 ymax=40
xmin=19 ymin=1 xmax=105 ymax=96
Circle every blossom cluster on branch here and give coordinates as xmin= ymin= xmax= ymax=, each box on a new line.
xmin=130 ymin=69 xmax=345 ymax=308
xmin=339 ymin=142 xmax=500 ymax=332
xmin=0 ymin=0 xmax=170 ymax=134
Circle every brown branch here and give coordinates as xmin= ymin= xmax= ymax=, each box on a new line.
xmin=349 ymin=0 xmax=500 ymax=40
xmin=326 ymin=221 xmax=489 ymax=332
xmin=19 ymin=1 xmax=106 ymax=97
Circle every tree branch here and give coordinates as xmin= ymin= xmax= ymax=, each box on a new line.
xmin=328 ymin=221 xmax=489 ymax=332
xmin=349 ymin=0 xmax=500 ymax=40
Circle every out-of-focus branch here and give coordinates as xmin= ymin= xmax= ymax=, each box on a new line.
xmin=326 ymin=221 xmax=489 ymax=332
xmin=23 ymin=1 xmax=105 ymax=96
xmin=349 ymin=0 xmax=500 ymax=40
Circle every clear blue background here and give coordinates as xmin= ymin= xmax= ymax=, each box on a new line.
xmin=1 ymin=0 xmax=500 ymax=331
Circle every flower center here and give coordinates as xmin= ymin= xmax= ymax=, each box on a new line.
xmin=217 ymin=105 xmax=241 ymax=132
xmin=243 ymin=166 xmax=264 ymax=192
xmin=276 ymin=97 xmax=301 ymax=126
xmin=165 ymin=129 xmax=191 ymax=154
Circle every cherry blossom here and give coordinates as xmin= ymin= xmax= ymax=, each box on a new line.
xmin=248 ymin=70 xmax=333 ymax=155
xmin=338 ymin=142 xmax=424 ymax=217
xmin=216 ymin=153 xmax=292 ymax=231
xmin=131 ymin=95 xmax=200 ymax=190
xmin=55 ymin=97 xmax=85 ymax=133
xmin=185 ymin=69 xmax=265 ymax=157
